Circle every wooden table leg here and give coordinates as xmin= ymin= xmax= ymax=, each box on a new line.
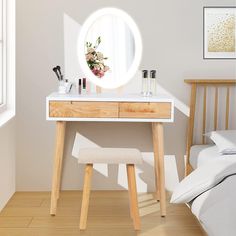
xmin=50 ymin=121 xmax=66 ymax=216
xmin=152 ymin=123 xmax=160 ymax=201
xmin=152 ymin=122 xmax=166 ymax=216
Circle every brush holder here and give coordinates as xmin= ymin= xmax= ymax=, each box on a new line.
xmin=58 ymin=81 xmax=71 ymax=94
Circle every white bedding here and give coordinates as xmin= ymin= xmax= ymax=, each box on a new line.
xmin=191 ymin=175 xmax=236 ymax=236
xmin=171 ymin=160 xmax=236 ymax=204
xmin=172 ymin=145 xmax=236 ymax=236
xmin=190 ymin=145 xmax=236 ymax=169
xmin=189 ymin=150 xmax=236 ymax=236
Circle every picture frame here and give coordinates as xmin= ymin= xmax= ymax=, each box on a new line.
xmin=203 ymin=6 xmax=236 ymax=59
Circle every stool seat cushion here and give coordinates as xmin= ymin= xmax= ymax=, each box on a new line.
xmin=77 ymin=148 xmax=143 ymax=164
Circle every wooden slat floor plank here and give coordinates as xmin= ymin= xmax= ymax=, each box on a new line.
xmin=0 ymin=191 xmax=206 ymax=235
xmin=0 ymin=216 xmax=33 ymax=228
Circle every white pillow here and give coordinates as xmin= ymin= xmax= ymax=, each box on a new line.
xmin=170 ymin=160 xmax=236 ymax=204
xmin=206 ymin=130 xmax=236 ymax=155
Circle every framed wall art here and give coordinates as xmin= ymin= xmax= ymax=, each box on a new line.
xmin=203 ymin=7 xmax=236 ymax=59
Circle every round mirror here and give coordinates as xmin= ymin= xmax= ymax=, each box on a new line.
xmin=78 ymin=8 xmax=142 ymax=89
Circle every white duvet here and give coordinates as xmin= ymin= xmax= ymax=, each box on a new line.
xmin=171 ymin=160 xmax=236 ymax=236
xmin=191 ymin=175 xmax=236 ymax=236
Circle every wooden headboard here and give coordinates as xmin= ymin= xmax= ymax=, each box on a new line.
xmin=185 ymin=79 xmax=236 ymax=175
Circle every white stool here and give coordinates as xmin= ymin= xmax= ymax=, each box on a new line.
xmin=77 ymin=148 xmax=143 ymax=230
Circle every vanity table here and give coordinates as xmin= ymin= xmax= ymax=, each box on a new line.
xmin=46 ymin=92 xmax=174 ymax=217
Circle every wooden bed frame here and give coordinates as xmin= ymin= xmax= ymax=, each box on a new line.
xmin=185 ymin=79 xmax=236 ymax=176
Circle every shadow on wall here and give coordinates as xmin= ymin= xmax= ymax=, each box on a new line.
xmin=61 ymin=13 xmax=189 ymax=192
xmin=61 ymin=110 xmax=187 ymax=193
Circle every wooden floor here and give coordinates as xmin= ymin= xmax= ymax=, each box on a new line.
xmin=0 ymin=191 xmax=205 ymax=236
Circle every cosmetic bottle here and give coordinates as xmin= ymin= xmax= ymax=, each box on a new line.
xmin=142 ymin=70 xmax=148 ymax=96
xmin=78 ymin=79 xmax=82 ymax=94
xmin=150 ymin=70 xmax=157 ymax=96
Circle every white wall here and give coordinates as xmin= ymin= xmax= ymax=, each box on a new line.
xmin=16 ymin=0 xmax=236 ymax=191
xmin=0 ymin=119 xmax=15 ymax=211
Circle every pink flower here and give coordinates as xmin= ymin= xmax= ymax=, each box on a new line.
xmin=96 ymin=52 xmax=104 ymax=61
xmin=92 ymin=69 xmax=105 ymax=78
xmin=99 ymin=70 xmax=104 ymax=77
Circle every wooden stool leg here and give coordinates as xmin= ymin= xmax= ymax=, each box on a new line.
xmin=50 ymin=121 xmax=66 ymax=216
xmin=80 ymin=164 xmax=93 ymax=230
xmin=126 ymin=164 xmax=141 ymax=230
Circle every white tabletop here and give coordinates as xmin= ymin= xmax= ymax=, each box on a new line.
xmin=47 ymin=92 xmax=174 ymax=103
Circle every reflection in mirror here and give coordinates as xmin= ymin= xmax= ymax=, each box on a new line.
xmin=85 ymin=15 xmax=135 ymax=82
xmin=78 ymin=8 xmax=142 ymax=89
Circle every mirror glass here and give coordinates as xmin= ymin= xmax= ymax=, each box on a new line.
xmin=78 ymin=8 xmax=142 ymax=89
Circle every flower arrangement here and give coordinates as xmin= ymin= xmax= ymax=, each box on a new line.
xmin=85 ymin=37 xmax=110 ymax=78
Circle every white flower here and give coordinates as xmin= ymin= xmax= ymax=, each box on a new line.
xmin=99 ymin=63 xmax=105 ymax=69
xmin=96 ymin=52 xmax=104 ymax=61
xmin=87 ymin=47 xmax=95 ymax=53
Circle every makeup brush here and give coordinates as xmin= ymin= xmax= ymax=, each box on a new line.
xmin=69 ymin=83 xmax=73 ymax=92
xmin=56 ymin=66 xmax=63 ymax=80
xmin=53 ymin=67 xmax=60 ymax=80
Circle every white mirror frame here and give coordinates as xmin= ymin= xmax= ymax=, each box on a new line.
xmin=78 ymin=7 xmax=142 ymax=89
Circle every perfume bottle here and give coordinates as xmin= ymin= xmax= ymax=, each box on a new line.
xmin=142 ymin=70 xmax=148 ymax=96
xmin=150 ymin=70 xmax=157 ymax=96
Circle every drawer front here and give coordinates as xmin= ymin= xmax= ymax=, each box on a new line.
xmin=49 ymin=101 xmax=119 ymax=118
xmin=119 ymin=102 xmax=172 ymax=119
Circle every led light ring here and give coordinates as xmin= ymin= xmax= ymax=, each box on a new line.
xmin=78 ymin=7 xmax=143 ymax=89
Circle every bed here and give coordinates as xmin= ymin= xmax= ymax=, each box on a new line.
xmin=185 ymin=79 xmax=236 ymax=174
xmin=184 ymin=79 xmax=236 ymax=236
xmin=189 ymin=144 xmax=236 ymax=169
